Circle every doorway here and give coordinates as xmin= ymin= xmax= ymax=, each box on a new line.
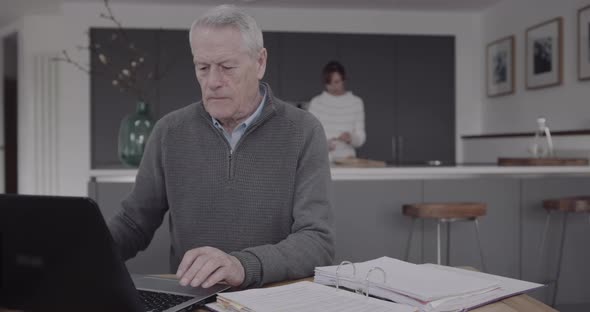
xmin=3 ymin=33 xmax=18 ymax=193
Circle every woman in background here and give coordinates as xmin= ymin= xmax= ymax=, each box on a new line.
xmin=308 ymin=61 xmax=366 ymax=161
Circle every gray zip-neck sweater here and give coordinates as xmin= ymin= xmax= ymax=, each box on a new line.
xmin=108 ymin=84 xmax=335 ymax=288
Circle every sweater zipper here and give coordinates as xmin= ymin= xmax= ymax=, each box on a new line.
xmin=199 ymin=118 xmax=233 ymax=180
xmin=232 ymin=109 xmax=275 ymax=153
xmin=199 ymin=100 xmax=276 ymax=181
xmin=227 ymin=111 xmax=275 ymax=180
xmin=228 ymin=150 xmax=233 ymax=180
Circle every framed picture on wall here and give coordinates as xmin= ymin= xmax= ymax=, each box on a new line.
xmin=486 ymin=36 xmax=515 ymax=97
xmin=525 ymin=17 xmax=563 ymax=89
xmin=579 ymin=5 xmax=590 ymax=80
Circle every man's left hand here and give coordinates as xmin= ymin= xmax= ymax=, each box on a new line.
xmin=176 ymin=246 xmax=245 ymax=288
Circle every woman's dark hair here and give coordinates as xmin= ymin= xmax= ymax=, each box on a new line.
xmin=322 ymin=61 xmax=346 ymax=84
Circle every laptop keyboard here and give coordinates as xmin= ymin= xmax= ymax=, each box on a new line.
xmin=138 ymin=289 xmax=194 ymax=312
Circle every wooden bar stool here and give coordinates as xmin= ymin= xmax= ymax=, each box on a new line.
xmin=538 ymin=196 xmax=590 ymax=307
xmin=402 ymin=202 xmax=487 ymax=272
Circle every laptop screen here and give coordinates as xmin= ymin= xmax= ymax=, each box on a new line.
xmin=0 ymin=194 xmax=144 ymax=312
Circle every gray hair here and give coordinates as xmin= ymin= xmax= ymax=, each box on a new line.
xmin=189 ymin=5 xmax=264 ymax=56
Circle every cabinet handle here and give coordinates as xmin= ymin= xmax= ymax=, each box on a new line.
xmin=397 ymin=136 xmax=404 ymax=164
xmin=391 ymin=136 xmax=397 ymax=163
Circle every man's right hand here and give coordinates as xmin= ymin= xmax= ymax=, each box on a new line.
xmin=176 ymin=246 xmax=245 ymax=289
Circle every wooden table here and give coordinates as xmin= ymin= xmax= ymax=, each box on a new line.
xmin=0 ymin=273 xmax=554 ymax=312
xmin=181 ymin=274 xmax=556 ymax=312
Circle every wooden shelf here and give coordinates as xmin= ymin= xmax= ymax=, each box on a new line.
xmin=498 ymin=157 xmax=589 ymax=166
xmin=462 ymin=129 xmax=590 ymax=139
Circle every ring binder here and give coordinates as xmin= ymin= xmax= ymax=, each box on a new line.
xmin=335 ymin=261 xmax=356 ymax=289
xmin=334 ymin=260 xmax=388 ymax=298
xmin=315 ymin=256 xmax=543 ymax=312
xmin=364 ymin=266 xmax=387 ymax=297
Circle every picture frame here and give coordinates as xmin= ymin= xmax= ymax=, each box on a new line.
xmin=486 ymin=35 xmax=515 ymax=97
xmin=525 ymin=17 xmax=563 ymax=89
xmin=579 ymin=5 xmax=590 ymax=80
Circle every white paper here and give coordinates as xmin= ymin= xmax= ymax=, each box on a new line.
xmin=419 ymin=264 xmax=544 ymax=311
xmin=205 ymin=302 xmax=233 ymax=312
xmin=315 ymin=257 xmax=499 ymax=302
xmin=217 ymin=281 xmax=416 ymax=312
xmin=314 ymin=258 xmax=543 ymax=312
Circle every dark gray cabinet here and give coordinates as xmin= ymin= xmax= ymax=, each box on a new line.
xmin=90 ymin=29 xmax=162 ymax=169
xmin=395 ymin=36 xmax=455 ymax=164
xmin=156 ymin=30 xmax=202 ymax=116
xmin=90 ymin=28 xmax=199 ymax=169
xmin=336 ymin=34 xmax=398 ymax=161
xmin=264 ymin=32 xmax=455 ymax=163
xmin=274 ymin=32 xmax=339 ymax=102
xmin=262 ymin=32 xmax=281 ymax=93
xmin=91 ymin=29 xmax=455 ymax=168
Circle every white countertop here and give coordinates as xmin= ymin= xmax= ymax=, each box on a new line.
xmin=89 ymin=165 xmax=590 ymax=183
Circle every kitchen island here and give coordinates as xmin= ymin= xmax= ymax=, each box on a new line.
xmin=89 ymin=165 xmax=590 ymax=306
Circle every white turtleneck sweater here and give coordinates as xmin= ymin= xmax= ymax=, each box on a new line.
xmin=308 ymin=91 xmax=366 ymax=160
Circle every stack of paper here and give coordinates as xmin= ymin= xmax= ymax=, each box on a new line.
xmin=207 ymin=281 xmax=417 ymax=312
xmin=417 ymin=264 xmax=544 ymax=311
xmin=314 ymin=257 xmax=543 ymax=312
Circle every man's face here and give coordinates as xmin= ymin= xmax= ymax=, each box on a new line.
xmin=325 ymin=72 xmax=345 ymax=95
xmin=190 ymin=27 xmax=267 ymax=122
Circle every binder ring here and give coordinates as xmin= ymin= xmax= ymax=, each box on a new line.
xmin=364 ymin=266 xmax=386 ymax=297
xmin=335 ymin=261 xmax=357 ymax=289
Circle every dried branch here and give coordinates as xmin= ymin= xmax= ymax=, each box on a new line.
xmin=100 ymin=0 xmax=134 ymax=51
xmin=54 ymin=50 xmax=146 ymax=100
xmin=53 ymin=50 xmax=91 ymax=74
xmin=53 ymin=0 xmax=179 ymax=104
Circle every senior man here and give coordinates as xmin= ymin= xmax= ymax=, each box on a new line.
xmin=108 ymin=5 xmax=334 ymax=290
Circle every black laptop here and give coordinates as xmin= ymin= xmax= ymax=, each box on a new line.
xmin=0 ymin=194 xmax=229 ymax=312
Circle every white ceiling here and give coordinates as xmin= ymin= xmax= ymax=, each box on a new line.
xmin=70 ymin=0 xmax=504 ymax=10
xmin=0 ymin=0 xmax=58 ymax=28
xmin=0 ymin=0 xmax=504 ymax=29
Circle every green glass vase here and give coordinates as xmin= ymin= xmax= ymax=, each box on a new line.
xmin=118 ymin=101 xmax=154 ymax=167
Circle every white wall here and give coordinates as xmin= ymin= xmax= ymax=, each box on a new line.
xmin=462 ymin=0 xmax=590 ymax=163
xmin=17 ymin=15 xmax=64 ymax=194
xmin=481 ymin=0 xmax=590 ymax=133
xmin=19 ymin=2 xmax=483 ymax=195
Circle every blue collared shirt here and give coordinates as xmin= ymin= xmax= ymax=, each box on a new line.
xmin=212 ymin=86 xmax=266 ymax=151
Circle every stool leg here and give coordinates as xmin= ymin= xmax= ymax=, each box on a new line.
xmin=474 ymin=219 xmax=487 ymax=273
xmin=538 ymin=211 xmax=552 ymax=281
xmin=421 ymin=219 xmax=425 ymax=264
xmin=437 ymin=220 xmax=442 ymax=265
xmin=404 ymin=218 xmax=416 ymax=262
xmin=446 ymin=222 xmax=451 ymax=266
xmin=552 ymin=212 xmax=569 ymax=307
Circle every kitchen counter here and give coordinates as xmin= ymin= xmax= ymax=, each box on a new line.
xmin=88 ymin=166 xmax=590 ymax=306
xmin=89 ymin=165 xmax=590 ymax=182
xmin=330 ymin=165 xmax=590 ymax=180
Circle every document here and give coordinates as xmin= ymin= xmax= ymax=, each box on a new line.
xmin=314 ymin=257 xmax=543 ymax=312
xmin=210 ymin=281 xmax=417 ymax=312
